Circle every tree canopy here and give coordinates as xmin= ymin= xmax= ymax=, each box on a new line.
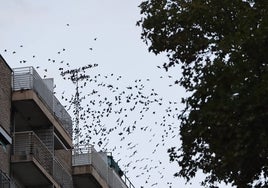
xmin=138 ymin=0 xmax=268 ymax=187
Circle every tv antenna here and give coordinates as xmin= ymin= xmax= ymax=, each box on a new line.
xmin=60 ymin=64 xmax=98 ymax=149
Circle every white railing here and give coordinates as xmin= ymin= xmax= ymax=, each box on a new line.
xmin=72 ymin=145 xmax=135 ymax=188
xmin=12 ymin=67 xmax=72 ymax=137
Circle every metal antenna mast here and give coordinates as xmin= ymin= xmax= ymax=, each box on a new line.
xmin=60 ymin=64 xmax=97 ymax=149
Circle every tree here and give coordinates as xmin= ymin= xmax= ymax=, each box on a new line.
xmin=138 ymin=0 xmax=268 ymax=187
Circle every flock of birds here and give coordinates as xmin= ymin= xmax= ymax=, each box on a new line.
xmin=2 ymin=36 xmax=183 ymax=188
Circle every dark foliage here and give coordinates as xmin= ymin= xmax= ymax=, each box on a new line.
xmin=138 ymin=0 xmax=268 ymax=187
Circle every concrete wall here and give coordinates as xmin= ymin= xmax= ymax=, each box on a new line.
xmin=0 ymin=56 xmax=12 ymax=175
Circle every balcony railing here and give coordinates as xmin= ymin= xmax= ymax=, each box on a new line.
xmin=0 ymin=170 xmax=10 ymax=188
xmin=12 ymin=131 xmax=72 ymax=187
xmin=54 ymin=157 xmax=73 ymax=188
xmin=12 ymin=67 xmax=72 ymax=137
xmin=13 ymin=131 xmax=53 ymax=174
xmin=72 ymin=145 xmax=135 ymax=188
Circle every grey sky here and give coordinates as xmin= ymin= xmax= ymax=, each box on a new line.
xmin=0 ymin=1 xmax=232 ymax=187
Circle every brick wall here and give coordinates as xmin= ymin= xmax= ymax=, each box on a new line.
xmin=0 ymin=56 xmax=12 ymax=134
xmin=0 ymin=56 xmax=12 ymax=175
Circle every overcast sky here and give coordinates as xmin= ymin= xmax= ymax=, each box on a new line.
xmin=0 ymin=1 xmax=232 ymax=187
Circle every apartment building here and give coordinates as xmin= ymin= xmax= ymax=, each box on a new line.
xmin=0 ymin=55 xmax=134 ymax=188
xmin=0 ymin=55 xmax=12 ymax=188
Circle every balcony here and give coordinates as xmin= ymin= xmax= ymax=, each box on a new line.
xmin=12 ymin=67 xmax=72 ymax=149
xmin=11 ymin=131 xmax=72 ymax=188
xmin=0 ymin=170 xmax=10 ymax=188
xmin=72 ymin=145 xmax=135 ymax=188
xmin=11 ymin=131 xmax=57 ymax=187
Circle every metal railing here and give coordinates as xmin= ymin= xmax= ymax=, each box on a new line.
xmin=12 ymin=67 xmax=72 ymax=137
xmin=13 ymin=131 xmax=54 ymax=174
xmin=72 ymin=145 xmax=135 ymax=188
xmin=10 ymin=177 xmax=24 ymax=188
xmin=12 ymin=131 xmax=72 ymax=187
xmin=0 ymin=170 xmax=10 ymax=188
xmin=53 ymin=97 xmax=72 ymax=136
xmin=53 ymin=157 xmax=73 ymax=188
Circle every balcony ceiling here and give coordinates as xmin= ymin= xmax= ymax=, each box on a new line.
xmin=73 ymin=174 xmax=102 ymax=188
xmin=13 ymin=100 xmax=51 ymax=131
xmin=12 ymin=161 xmax=53 ymax=187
